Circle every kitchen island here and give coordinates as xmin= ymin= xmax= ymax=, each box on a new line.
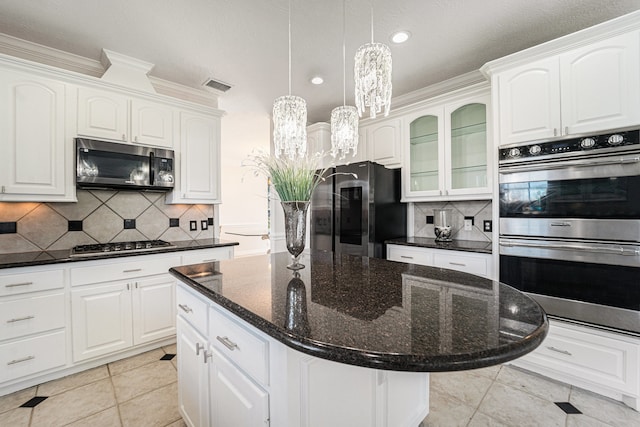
xmin=170 ymin=251 xmax=548 ymax=427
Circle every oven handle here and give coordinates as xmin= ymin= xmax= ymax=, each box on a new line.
xmin=499 ymin=155 xmax=640 ymax=174
xmin=499 ymin=240 xmax=640 ymax=256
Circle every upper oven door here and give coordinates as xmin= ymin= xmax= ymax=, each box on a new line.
xmin=499 ymin=150 xmax=640 ymax=240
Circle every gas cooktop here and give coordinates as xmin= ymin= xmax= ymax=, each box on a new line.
xmin=70 ymin=240 xmax=176 ymax=258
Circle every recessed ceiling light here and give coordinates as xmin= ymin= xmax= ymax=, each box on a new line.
xmin=311 ymin=76 xmax=324 ymax=85
xmin=391 ymin=31 xmax=411 ymax=44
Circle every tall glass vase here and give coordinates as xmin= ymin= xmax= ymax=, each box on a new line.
xmin=281 ymin=201 xmax=309 ymax=270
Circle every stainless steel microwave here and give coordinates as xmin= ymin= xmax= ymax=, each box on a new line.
xmin=75 ymin=138 xmax=175 ymax=191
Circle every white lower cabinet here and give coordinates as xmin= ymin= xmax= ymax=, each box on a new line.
xmin=510 ymin=319 xmax=640 ymax=410
xmin=387 ymin=244 xmax=493 ymax=279
xmin=176 ymin=281 xmax=429 ymax=427
xmin=0 ymin=266 xmax=67 ymax=385
xmin=70 ymin=255 xmax=181 ymax=362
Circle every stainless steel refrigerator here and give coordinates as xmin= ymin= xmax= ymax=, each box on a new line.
xmin=310 ymin=161 xmax=406 ymax=258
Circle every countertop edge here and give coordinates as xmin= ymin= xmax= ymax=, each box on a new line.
xmin=386 ymin=238 xmax=493 ymax=254
xmin=170 ymin=266 xmax=549 ymax=372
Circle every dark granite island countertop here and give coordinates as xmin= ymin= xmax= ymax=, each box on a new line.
xmin=170 ymin=250 xmax=547 ymax=372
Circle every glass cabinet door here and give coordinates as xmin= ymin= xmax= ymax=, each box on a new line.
xmin=449 ymin=103 xmax=487 ymax=190
xmin=409 ymin=115 xmax=439 ymax=192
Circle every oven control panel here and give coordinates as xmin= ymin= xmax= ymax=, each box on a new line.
xmin=499 ymin=129 xmax=640 ymax=161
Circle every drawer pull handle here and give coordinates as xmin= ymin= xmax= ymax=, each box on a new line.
xmin=203 ymin=350 xmax=213 ymax=364
xmin=449 ymin=262 xmax=466 ymax=267
xmin=216 ymin=336 xmax=238 ymax=351
xmin=547 ymin=346 xmax=572 ymax=356
xmin=7 ymin=315 xmax=35 ymax=323
xmin=5 ymin=282 xmax=33 ymax=288
xmin=7 ymin=355 xmax=35 ymax=365
xmin=178 ymin=304 xmax=193 ymax=313
xmin=196 ymin=342 xmax=204 ymax=356
xmin=400 ymin=255 xmax=414 ymax=259
xmin=123 ymin=268 xmax=142 ymax=273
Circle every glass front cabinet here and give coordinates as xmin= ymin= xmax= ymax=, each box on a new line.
xmin=402 ymin=90 xmax=492 ymax=201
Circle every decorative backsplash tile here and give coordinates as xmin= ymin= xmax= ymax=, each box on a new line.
xmin=413 ymin=200 xmax=493 ymax=242
xmin=0 ymin=190 xmax=215 ymax=254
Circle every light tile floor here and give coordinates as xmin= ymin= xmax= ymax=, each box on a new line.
xmin=1 ymin=345 xmax=638 ymax=426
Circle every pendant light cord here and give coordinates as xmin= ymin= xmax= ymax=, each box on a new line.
xmin=342 ymin=0 xmax=346 ymax=106
xmin=370 ymin=0 xmax=374 ymax=43
xmin=288 ymin=0 xmax=292 ymax=95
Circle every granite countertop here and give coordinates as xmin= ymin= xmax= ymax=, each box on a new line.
xmin=386 ymin=237 xmax=493 ymax=254
xmin=0 ymin=238 xmax=239 ymax=269
xmin=170 ymin=251 xmax=548 ymax=372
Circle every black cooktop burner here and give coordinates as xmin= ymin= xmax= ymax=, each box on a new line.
xmin=70 ymin=240 xmax=176 ymax=257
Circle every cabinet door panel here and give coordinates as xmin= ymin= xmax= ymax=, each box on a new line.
xmin=177 ymin=112 xmax=220 ymax=202
xmin=71 ymin=282 xmax=133 ymax=362
xmin=132 ymin=275 xmax=176 ymax=345
xmin=210 ymin=347 xmax=269 ymax=427
xmin=77 ymin=87 xmax=128 ymax=141
xmin=368 ymin=118 xmax=402 ymax=167
xmin=561 ymin=31 xmax=640 ymax=135
xmin=497 ymin=57 xmax=561 ymax=145
xmin=177 ymin=316 xmax=209 ymax=427
xmin=131 ymin=99 xmax=174 ymax=148
xmin=0 ymin=70 xmax=67 ymax=197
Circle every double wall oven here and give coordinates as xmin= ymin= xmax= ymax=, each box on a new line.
xmin=498 ymin=129 xmax=640 ymax=335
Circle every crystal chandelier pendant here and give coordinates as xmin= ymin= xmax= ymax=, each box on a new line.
xmin=354 ymin=42 xmax=392 ymax=119
xmin=330 ymin=106 xmax=359 ymax=160
xmin=273 ymin=95 xmax=308 ymax=160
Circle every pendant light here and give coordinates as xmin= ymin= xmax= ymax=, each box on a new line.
xmin=273 ymin=0 xmax=307 ymax=159
xmin=354 ymin=0 xmax=392 ymax=119
xmin=330 ymin=0 xmax=359 ymax=160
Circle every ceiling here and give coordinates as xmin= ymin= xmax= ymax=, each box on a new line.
xmin=0 ymin=0 xmax=638 ymax=123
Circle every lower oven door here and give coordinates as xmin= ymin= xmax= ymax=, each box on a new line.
xmin=499 ymin=237 xmax=640 ymax=335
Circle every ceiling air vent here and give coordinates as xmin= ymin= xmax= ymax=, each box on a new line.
xmin=203 ymin=78 xmax=232 ymax=92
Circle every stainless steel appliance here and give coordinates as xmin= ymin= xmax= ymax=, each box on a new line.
xmin=310 ymin=161 xmax=406 ymax=259
xmin=498 ymin=129 xmax=640 ymax=335
xmin=76 ymin=138 xmax=175 ymax=191
xmin=70 ymin=239 xmax=176 ymax=257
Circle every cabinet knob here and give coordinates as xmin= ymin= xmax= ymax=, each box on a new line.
xmin=122 ymin=134 xmax=126 ymax=141
xmin=565 ymin=126 xmax=569 ymax=135
xmin=134 ymin=136 xmax=138 ymax=142
xmin=553 ymin=128 xmax=558 ymax=136
xmin=1 ymin=185 xmax=4 ymax=193
xmin=178 ymin=304 xmax=193 ymax=313
xmin=216 ymin=335 xmax=238 ymax=351
xmin=203 ymin=350 xmax=213 ymax=363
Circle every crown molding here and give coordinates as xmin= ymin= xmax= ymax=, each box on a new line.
xmin=0 ymin=32 xmax=219 ymax=108
xmin=481 ymin=10 xmax=640 ymax=76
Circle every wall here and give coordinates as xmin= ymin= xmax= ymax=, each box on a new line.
xmin=0 ymin=189 xmax=213 ymax=254
xmin=218 ymin=111 xmax=271 ymax=257
xmin=412 ymin=200 xmax=493 ymax=242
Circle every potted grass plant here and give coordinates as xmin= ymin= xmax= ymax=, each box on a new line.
xmin=245 ymin=151 xmax=333 ymax=270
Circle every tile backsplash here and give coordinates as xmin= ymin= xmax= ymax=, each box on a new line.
xmin=413 ymin=200 xmax=493 ymax=242
xmin=0 ymin=190 xmax=214 ymax=254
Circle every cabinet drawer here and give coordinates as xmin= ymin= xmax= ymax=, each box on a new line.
xmin=0 ymin=330 xmax=66 ymax=383
xmin=0 ymin=269 xmax=64 ymax=297
xmin=71 ymin=255 xmax=181 ymax=286
xmin=433 ymin=252 xmax=488 ymax=277
xmin=0 ymin=293 xmax=65 ymax=341
xmin=181 ymin=247 xmax=233 ymax=266
xmin=387 ymin=245 xmax=433 ymax=266
xmin=209 ymin=306 xmax=269 ymax=386
xmin=176 ymin=284 xmax=209 ymax=334
xmin=523 ymin=323 xmax=639 ymax=394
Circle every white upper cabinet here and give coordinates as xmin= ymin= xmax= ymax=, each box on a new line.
xmin=402 ymin=89 xmax=491 ymax=202
xmin=166 ymin=111 xmax=221 ymax=204
xmin=365 ymin=117 xmax=402 ymax=168
xmin=130 ymin=98 xmax=174 ymax=148
xmin=0 ymin=68 xmax=73 ymax=201
xmin=560 ymin=31 xmax=640 ymax=136
xmin=77 ymin=86 xmax=175 ymax=148
xmin=77 ymin=87 xmax=129 ymax=142
xmin=494 ymin=30 xmax=640 ymax=145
